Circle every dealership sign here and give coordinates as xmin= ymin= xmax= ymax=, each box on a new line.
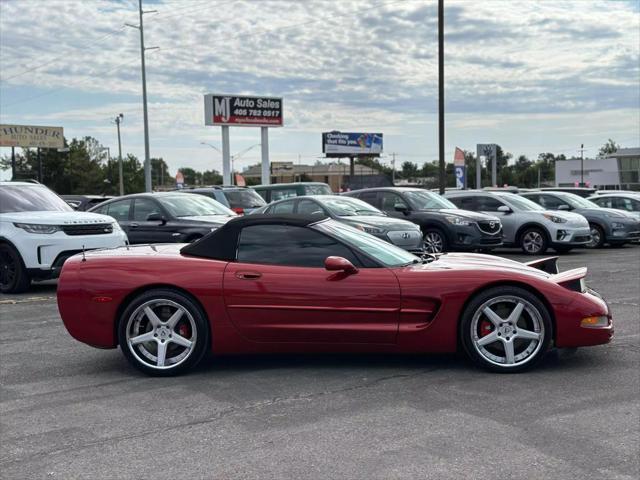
xmin=0 ymin=124 xmax=64 ymax=149
xmin=204 ymin=94 xmax=283 ymax=127
xmin=322 ymin=132 xmax=383 ymax=157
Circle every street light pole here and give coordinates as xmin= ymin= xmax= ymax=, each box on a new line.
xmin=437 ymin=0 xmax=445 ymax=195
xmin=115 ymin=114 xmax=124 ymax=195
xmin=580 ymin=143 xmax=584 ymax=187
xmin=126 ymin=0 xmax=157 ymax=193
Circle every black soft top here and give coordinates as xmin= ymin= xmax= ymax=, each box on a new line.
xmin=180 ymin=214 xmax=328 ymax=261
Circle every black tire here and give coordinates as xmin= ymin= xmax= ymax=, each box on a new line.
xmin=117 ymin=288 xmax=210 ymax=376
xmin=554 ymin=246 xmax=573 ymax=253
xmin=519 ymin=227 xmax=548 ymax=255
xmin=460 ymin=286 xmax=552 ymax=373
xmin=0 ymin=243 xmax=31 ymax=294
xmin=586 ymin=224 xmax=605 ymax=248
xmin=423 ymin=228 xmax=447 ymax=253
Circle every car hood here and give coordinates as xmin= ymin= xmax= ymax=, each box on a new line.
xmin=340 ymin=215 xmax=419 ymax=230
xmin=418 ymin=208 xmax=499 ymax=221
xmin=406 ymin=252 xmax=550 ymax=279
xmin=574 ymin=207 xmax=636 ymax=220
xmin=0 ymin=211 xmax=116 ymax=225
xmin=179 ymin=215 xmax=236 ymax=225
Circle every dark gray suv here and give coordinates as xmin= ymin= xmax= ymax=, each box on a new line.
xmin=343 ymin=187 xmax=503 ymax=253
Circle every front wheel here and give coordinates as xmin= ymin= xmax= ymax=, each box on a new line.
xmin=519 ymin=228 xmax=548 ymax=255
xmin=0 ymin=243 xmax=30 ymax=294
xmin=423 ymin=229 xmax=447 ymax=254
xmin=586 ymin=224 xmax=604 ymax=248
xmin=460 ymin=286 xmax=552 ymax=373
xmin=118 ymin=289 xmax=210 ymax=376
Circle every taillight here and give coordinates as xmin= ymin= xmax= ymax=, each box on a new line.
xmin=232 ymin=207 xmax=244 ymax=215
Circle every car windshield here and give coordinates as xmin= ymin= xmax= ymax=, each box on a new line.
xmin=404 ymin=190 xmax=457 ymax=210
xmin=0 ymin=185 xmax=73 ymax=213
xmin=498 ymin=194 xmax=544 ymax=211
xmin=314 ymin=219 xmax=418 ymax=267
xmin=224 ymin=189 xmax=266 ymax=209
xmin=320 ymin=197 xmax=383 ymax=217
xmin=159 ymin=194 xmax=236 ymax=217
xmin=557 ymin=192 xmax=600 ymax=209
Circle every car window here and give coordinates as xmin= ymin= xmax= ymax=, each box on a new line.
xmin=448 ymin=196 xmax=475 ymax=210
xmin=133 ymin=198 xmax=162 ymax=221
xmin=272 ymin=200 xmax=295 ymax=214
xmin=297 ymin=199 xmax=325 ymax=215
xmin=380 ymin=192 xmax=408 ymax=211
xmin=106 ymin=200 xmax=132 ymax=222
xmin=236 ymin=224 xmax=359 ymax=268
xmin=304 ymin=184 xmax=332 ymax=195
xmin=540 ymin=194 xmax=567 ymax=209
xmin=358 ymin=191 xmax=379 ymax=208
xmin=404 ymin=190 xmax=457 ymax=209
xmin=590 ymin=197 xmax=611 ymax=208
xmin=223 ymin=189 xmax=266 ymax=209
xmin=613 ymin=197 xmax=639 ymax=211
xmin=160 ymin=194 xmax=235 ymax=217
xmin=476 ymin=196 xmax=504 ymax=212
xmin=254 ymin=190 xmax=268 ymax=201
xmin=271 ymin=188 xmax=298 ymax=201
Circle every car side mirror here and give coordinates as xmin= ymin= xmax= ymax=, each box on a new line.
xmin=146 ymin=213 xmax=166 ymax=224
xmin=558 ymin=204 xmax=570 ymax=211
xmin=497 ymin=205 xmax=512 ymax=213
xmin=325 ymin=256 xmax=358 ymax=275
xmin=394 ymin=203 xmax=409 ymax=213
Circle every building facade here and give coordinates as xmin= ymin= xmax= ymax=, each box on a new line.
xmin=555 ymin=148 xmax=640 ymax=191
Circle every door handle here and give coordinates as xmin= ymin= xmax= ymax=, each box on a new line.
xmin=236 ymin=271 xmax=262 ymax=280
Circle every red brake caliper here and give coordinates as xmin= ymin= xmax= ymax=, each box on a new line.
xmin=178 ymin=323 xmax=190 ymax=338
xmin=479 ymin=320 xmax=493 ymax=337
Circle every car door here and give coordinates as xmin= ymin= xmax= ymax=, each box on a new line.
xmin=223 ymin=224 xmax=401 ymax=344
xmin=477 ymin=195 xmax=518 ymax=243
xmin=102 ymin=199 xmax=133 ymax=237
xmin=130 ymin=198 xmax=175 ymax=244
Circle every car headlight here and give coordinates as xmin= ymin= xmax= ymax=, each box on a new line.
xmin=355 ymin=225 xmax=385 ymax=235
xmin=542 ymin=213 xmax=567 ymax=224
xmin=444 ymin=215 xmax=471 ymax=226
xmin=13 ymin=223 xmax=61 ymax=234
xmin=611 ymin=222 xmax=624 ymax=229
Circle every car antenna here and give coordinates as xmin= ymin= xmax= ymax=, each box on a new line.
xmin=81 ymin=245 xmax=86 ymax=262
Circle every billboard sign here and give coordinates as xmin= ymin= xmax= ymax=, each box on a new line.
xmin=204 ymin=94 xmax=283 ymax=127
xmin=322 ymin=132 xmax=383 ymax=157
xmin=0 ymin=124 xmax=64 ymax=149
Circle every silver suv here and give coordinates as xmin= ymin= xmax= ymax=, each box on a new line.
xmin=444 ymin=191 xmax=591 ymax=254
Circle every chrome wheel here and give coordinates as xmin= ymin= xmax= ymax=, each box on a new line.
xmin=471 ymin=296 xmax=545 ymax=368
xmin=423 ymin=231 xmax=445 ymax=253
xmin=522 ymin=230 xmax=544 ymax=254
xmin=125 ymin=299 xmax=197 ymax=370
xmin=586 ymin=225 xmax=602 ymax=248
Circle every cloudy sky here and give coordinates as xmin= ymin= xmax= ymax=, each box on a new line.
xmin=1 ymin=0 xmax=638 ymax=180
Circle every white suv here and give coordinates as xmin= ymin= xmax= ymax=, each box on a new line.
xmin=0 ymin=182 xmax=128 ymax=293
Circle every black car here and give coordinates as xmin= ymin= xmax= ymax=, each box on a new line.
xmin=62 ymin=195 xmax=115 ymax=211
xmin=88 ymin=192 xmax=237 ymax=244
xmin=177 ymin=186 xmax=266 ymax=215
xmin=343 ymin=187 xmax=503 ymax=253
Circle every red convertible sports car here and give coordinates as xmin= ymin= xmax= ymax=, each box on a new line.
xmin=57 ymin=215 xmax=613 ymax=376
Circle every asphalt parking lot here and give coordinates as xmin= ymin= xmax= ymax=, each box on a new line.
xmin=1 ymin=246 xmax=638 ymax=480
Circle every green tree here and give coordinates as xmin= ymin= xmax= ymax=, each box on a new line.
xmin=598 ymin=139 xmax=619 ymax=157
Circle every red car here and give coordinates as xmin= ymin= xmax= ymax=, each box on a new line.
xmin=57 ymin=215 xmax=613 ymax=376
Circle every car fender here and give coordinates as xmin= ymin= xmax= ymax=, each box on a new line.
xmin=515 ymin=222 xmax=550 ymax=243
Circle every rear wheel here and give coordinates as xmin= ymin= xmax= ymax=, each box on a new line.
xmin=460 ymin=286 xmax=552 ymax=373
xmin=586 ymin=224 xmax=604 ymax=248
xmin=423 ymin=229 xmax=447 ymax=253
xmin=118 ymin=289 xmax=210 ymax=376
xmin=0 ymin=244 xmax=30 ymax=294
xmin=519 ymin=228 xmax=548 ymax=255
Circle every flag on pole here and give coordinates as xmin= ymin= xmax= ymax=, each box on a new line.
xmin=453 ymin=147 xmax=466 ymax=189
xmin=453 ymin=147 xmax=465 ymax=166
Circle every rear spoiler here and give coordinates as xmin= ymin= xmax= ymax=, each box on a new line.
xmin=550 ymin=267 xmax=588 ymax=292
xmin=525 ymin=256 xmax=559 ymax=274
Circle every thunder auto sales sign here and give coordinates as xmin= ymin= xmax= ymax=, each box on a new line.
xmin=204 ymin=94 xmax=283 ymax=127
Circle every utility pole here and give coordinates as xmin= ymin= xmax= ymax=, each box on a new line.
xmin=391 ymin=152 xmax=396 ymax=185
xmin=437 ymin=0 xmax=445 ymax=195
xmin=37 ymin=147 xmax=42 ymax=183
xmin=126 ymin=0 xmax=157 ymax=193
xmin=115 ymin=113 xmax=124 ymax=196
xmin=11 ymin=146 xmax=15 ymax=180
xmin=580 ymin=143 xmax=584 ymax=187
